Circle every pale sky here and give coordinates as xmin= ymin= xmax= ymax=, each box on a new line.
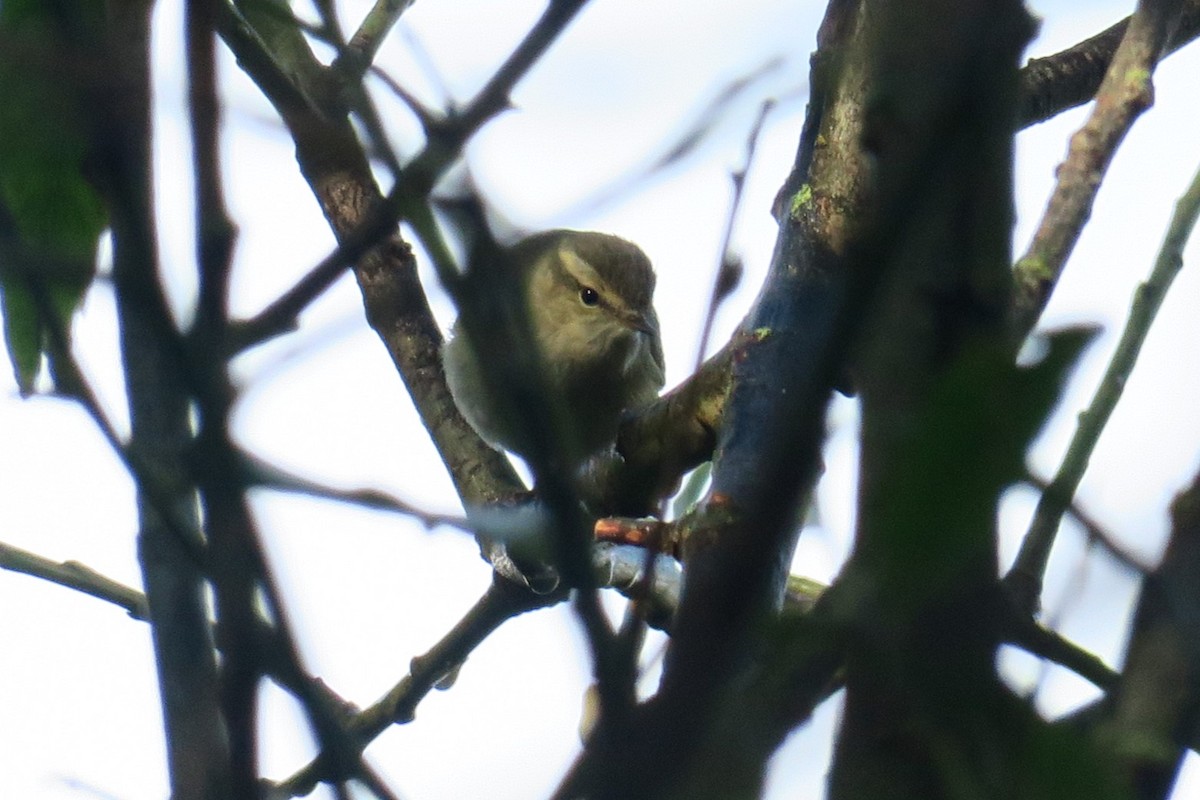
xmin=1 ymin=1 xmax=1199 ymax=798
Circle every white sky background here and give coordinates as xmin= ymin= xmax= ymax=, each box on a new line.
xmin=1 ymin=1 xmax=1199 ymax=798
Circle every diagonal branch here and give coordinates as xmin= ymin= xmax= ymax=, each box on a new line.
xmin=267 ymin=576 xmax=560 ymax=799
xmin=1094 ymin=468 xmax=1200 ymax=797
xmin=335 ymin=0 xmax=418 ymax=84
xmin=0 ymin=540 xmax=149 ymax=620
xmin=1012 ymin=0 xmax=1185 ymax=339
xmin=1006 ymin=151 xmax=1200 ymax=615
xmin=1018 ymin=0 xmax=1200 ymax=128
xmin=225 ymin=0 xmax=592 ymax=354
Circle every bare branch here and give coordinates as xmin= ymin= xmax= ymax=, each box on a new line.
xmin=603 ymin=337 xmax=735 ymax=516
xmin=93 ymin=2 xmax=232 ymax=794
xmin=0 ymin=541 xmax=149 ymax=620
xmin=243 ymin=455 xmax=470 ymax=531
xmin=1094 ymin=469 xmax=1200 ymax=797
xmin=1022 ymin=473 xmax=1157 ymax=575
xmin=1006 ymin=153 xmax=1200 ymax=614
xmin=266 ymin=576 xmax=560 ymax=799
xmin=335 ymin=0 xmax=417 ymax=83
xmin=693 ymin=101 xmax=772 ymax=371
xmin=1012 ymin=0 xmax=1185 ymax=338
xmin=1018 ymin=0 xmax=1200 ymax=128
xmin=1003 ymin=613 xmax=1120 ymax=692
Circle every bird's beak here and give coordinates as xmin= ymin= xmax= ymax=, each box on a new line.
xmin=624 ymin=310 xmax=658 ymax=337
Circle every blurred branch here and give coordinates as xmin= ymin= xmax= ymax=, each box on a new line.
xmin=1018 ymin=0 xmax=1200 ymax=128
xmin=225 ymin=0 xmax=592 ymax=354
xmin=11 ymin=262 xmax=206 ymax=566
xmin=216 ymin=2 xmax=318 ymax=117
xmin=267 ymin=576 xmax=561 ymax=799
xmin=0 ymin=541 xmax=149 ymax=620
xmin=556 ymin=59 xmax=788 ymax=221
xmin=217 ymin=2 xmax=598 ymax=542
xmin=241 ymin=454 xmax=470 ymax=530
xmin=693 ymin=100 xmax=771 ymax=371
xmin=366 ymin=64 xmax=440 ymax=131
xmin=1012 ymin=0 xmax=1185 ymax=339
xmin=648 ymin=599 xmax=845 ymax=800
xmin=1023 ymin=472 xmax=1157 ymax=574
xmin=593 ymin=543 xmax=682 ymax=630
xmin=442 ymin=204 xmax=630 ymax=726
xmin=231 ymin=0 xmax=333 ymax=107
xmin=604 ymin=337 xmax=735 ymax=516
xmin=1093 ymin=468 xmax=1200 ymax=798
xmin=334 ymin=0 xmax=417 ymax=83
xmin=188 ymin=10 xmax=400 ymax=794
xmin=93 ymin=2 xmax=232 ymax=796
xmin=820 ymin=0 xmax=1041 ymax=794
xmin=185 ymin=2 xmax=268 ymax=790
xmin=1006 ymin=153 xmax=1200 ymax=615
xmin=1004 ymin=613 xmax=1120 ymax=691
xmin=559 ymin=0 xmax=884 ymax=794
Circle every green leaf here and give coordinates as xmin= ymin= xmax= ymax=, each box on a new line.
xmin=0 ymin=0 xmax=106 ymax=394
xmin=871 ymin=327 xmax=1096 ymax=609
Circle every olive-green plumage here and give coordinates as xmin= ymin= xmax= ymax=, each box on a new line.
xmin=443 ymin=230 xmax=665 ymax=463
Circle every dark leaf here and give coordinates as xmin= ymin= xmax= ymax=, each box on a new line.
xmin=0 ymin=0 xmax=106 ymax=394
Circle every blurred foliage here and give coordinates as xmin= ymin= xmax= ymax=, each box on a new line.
xmin=869 ymin=328 xmax=1097 ymax=610
xmin=0 ymin=0 xmax=106 ymax=394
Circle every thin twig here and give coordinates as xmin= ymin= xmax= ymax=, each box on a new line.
xmin=1003 ymin=613 xmax=1120 ymax=692
xmin=0 ymin=540 xmax=397 ymax=798
xmin=243 ymin=453 xmax=470 ymax=530
xmin=1006 ymin=153 xmax=1200 ymax=614
xmin=368 ymin=64 xmax=440 ymax=132
xmin=694 ymin=100 xmax=773 ymax=372
xmin=335 ymin=0 xmax=417 ymax=83
xmin=226 ymin=0 xmax=592 ymax=353
xmin=556 ymin=60 xmax=791 ymax=224
xmin=267 ymin=577 xmax=560 ymax=799
xmin=0 ymin=541 xmax=149 ymax=620
xmin=1011 ymin=0 xmax=1185 ymax=339
xmin=1022 ymin=473 xmax=1156 ymax=575
xmin=17 ymin=270 xmax=207 ymax=566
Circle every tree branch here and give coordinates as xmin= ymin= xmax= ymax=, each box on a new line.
xmin=1093 ymin=468 xmax=1200 ymax=798
xmin=602 ymin=337 xmax=734 ymax=516
xmin=586 ymin=2 xmax=1200 ymax=518
xmin=1017 ymin=0 xmax=1200 ymax=128
xmin=694 ymin=101 xmax=773 ymax=371
xmin=1012 ymin=0 xmax=1185 ymax=338
xmin=95 ymin=2 xmax=232 ymax=796
xmin=558 ymin=1 xmax=882 ymax=795
xmin=335 ymin=0 xmax=417 ymax=84
xmin=225 ymin=0 xmax=593 ymax=354
xmin=266 ymin=576 xmax=560 ymax=799
xmin=1006 ymin=151 xmax=1200 ymax=614
xmin=1004 ymin=613 xmax=1120 ymax=692
xmin=217 ymin=1 xmax=593 ymax=525
xmin=0 ymin=540 xmax=149 ymax=620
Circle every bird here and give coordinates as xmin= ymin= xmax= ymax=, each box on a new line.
xmin=442 ymin=229 xmax=665 ymax=466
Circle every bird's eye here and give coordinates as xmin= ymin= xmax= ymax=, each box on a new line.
xmin=579 ymin=287 xmax=600 ymax=306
